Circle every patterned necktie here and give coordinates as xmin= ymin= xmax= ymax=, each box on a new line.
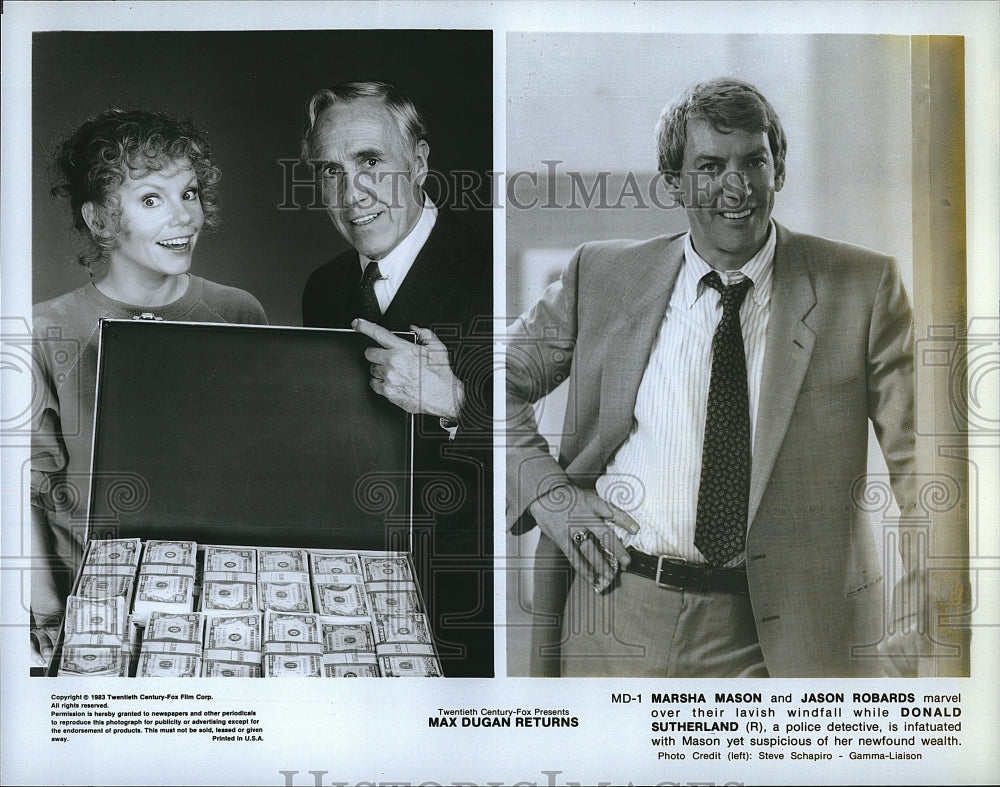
xmin=360 ymin=259 xmax=383 ymax=323
xmin=694 ymin=272 xmax=754 ymax=566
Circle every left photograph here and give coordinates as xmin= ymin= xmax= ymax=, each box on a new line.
xmin=29 ymin=29 xmax=495 ymax=678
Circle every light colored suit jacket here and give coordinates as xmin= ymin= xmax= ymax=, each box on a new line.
xmin=506 ymin=222 xmax=917 ymax=677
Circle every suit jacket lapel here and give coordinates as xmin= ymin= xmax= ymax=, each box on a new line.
xmin=381 ymin=220 xmax=457 ymax=330
xmin=587 ymin=224 xmax=817 ymax=529
xmin=748 ymin=223 xmax=817 ymax=527
xmin=597 ymin=235 xmax=685 ymax=466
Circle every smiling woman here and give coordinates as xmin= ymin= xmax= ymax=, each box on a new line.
xmin=29 ymin=109 xmax=268 ymax=668
xmin=92 ymin=160 xmax=207 ymax=302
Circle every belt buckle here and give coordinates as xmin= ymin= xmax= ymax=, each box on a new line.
xmin=654 ymin=555 xmax=688 ymax=590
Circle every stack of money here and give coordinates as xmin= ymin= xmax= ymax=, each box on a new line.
xmin=310 ymin=551 xmax=363 ymax=582
xmin=374 ymin=610 xmax=439 ymax=677
xmin=75 ymin=537 xmax=142 ymax=605
xmin=131 ymin=540 xmax=198 ymax=625
xmin=310 ymin=551 xmax=377 ymax=675
xmin=365 ymin=554 xmax=423 ymax=621
xmin=361 ymin=555 xmax=441 ymax=676
xmin=137 ymin=611 xmax=203 ymax=677
xmin=319 ymin=620 xmax=379 ymax=677
xmin=361 ymin=555 xmax=414 ymax=585
xmin=258 ymin=548 xmax=312 ymax=613
xmin=202 ymin=546 xmax=258 ymax=613
xmin=202 ymin=613 xmax=263 ymax=677
xmin=58 ymin=594 xmax=129 ymax=676
xmin=377 ymin=652 xmax=442 ymax=677
xmin=262 ymin=609 xmax=322 ymax=677
xmin=61 ymin=541 xmax=440 ymax=678
xmin=312 ymin=551 xmax=367 ymax=618
xmin=58 ymin=539 xmax=142 ymax=675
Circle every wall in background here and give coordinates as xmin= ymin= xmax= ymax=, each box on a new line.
xmin=506 ymin=33 xmax=913 ymax=317
xmin=32 ymin=30 xmax=493 ymax=327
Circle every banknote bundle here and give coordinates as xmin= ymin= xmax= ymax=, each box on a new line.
xmin=376 ymin=653 xmax=442 ymax=677
xmin=311 ymin=550 xmax=367 ymax=618
xmin=202 ymin=612 xmax=263 ymax=677
xmin=75 ymin=537 xmax=141 ymax=608
xmin=374 ymin=611 xmax=439 ymax=677
xmin=365 ymin=556 xmax=425 ymax=635
xmin=313 ymin=552 xmax=380 ymax=675
xmin=262 ymin=610 xmax=322 ymax=676
xmin=201 ymin=546 xmax=258 ymax=613
xmin=362 ymin=555 xmax=422 ymax=618
xmin=258 ymin=548 xmax=312 ymax=613
xmin=131 ymin=540 xmax=197 ymax=625
xmin=362 ymin=555 xmax=439 ymax=676
xmin=310 ymin=551 xmax=363 ymax=581
xmin=319 ymin=620 xmax=379 ymax=677
xmin=57 ymin=539 xmax=141 ymax=675
xmin=137 ymin=611 xmax=204 ymax=677
xmin=58 ymin=594 xmax=130 ymax=676
xmin=361 ymin=555 xmax=414 ymax=584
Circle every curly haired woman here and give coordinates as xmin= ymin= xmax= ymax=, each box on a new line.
xmin=30 ymin=109 xmax=267 ymax=666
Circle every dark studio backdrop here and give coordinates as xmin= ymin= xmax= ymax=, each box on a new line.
xmin=32 ymin=30 xmax=494 ymax=327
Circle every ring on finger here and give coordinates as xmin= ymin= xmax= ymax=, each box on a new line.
xmin=572 ymin=530 xmax=588 ymax=546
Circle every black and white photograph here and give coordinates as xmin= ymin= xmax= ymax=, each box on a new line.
xmin=1 ymin=2 xmax=997 ymax=786
xmin=504 ymin=32 xmax=967 ymax=680
xmin=24 ymin=27 xmax=495 ymax=681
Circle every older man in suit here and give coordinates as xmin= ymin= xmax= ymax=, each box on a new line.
xmin=301 ymin=80 xmax=492 ymax=677
xmin=507 ymin=78 xmax=922 ymax=678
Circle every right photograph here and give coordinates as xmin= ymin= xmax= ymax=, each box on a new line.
xmin=505 ymin=33 xmax=972 ymax=678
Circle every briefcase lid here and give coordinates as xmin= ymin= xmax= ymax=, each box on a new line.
xmin=88 ymin=320 xmax=413 ymax=551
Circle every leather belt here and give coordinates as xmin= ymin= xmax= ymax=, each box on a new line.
xmin=626 ymin=548 xmax=749 ymax=594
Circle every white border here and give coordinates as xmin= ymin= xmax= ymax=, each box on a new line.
xmin=2 ymin=3 xmax=997 ymax=786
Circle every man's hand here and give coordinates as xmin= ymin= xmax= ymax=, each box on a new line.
xmin=31 ymin=623 xmax=58 ymax=669
xmin=529 ymin=485 xmax=640 ymax=593
xmin=29 ymin=601 xmax=62 ymax=670
xmin=353 ymin=319 xmax=464 ymax=419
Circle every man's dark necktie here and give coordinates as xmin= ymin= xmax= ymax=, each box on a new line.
xmin=694 ymin=272 xmax=754 ymax=566
xmin=360 ymin=259 xmax=383 ymax=323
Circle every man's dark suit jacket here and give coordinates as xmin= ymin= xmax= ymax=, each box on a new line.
xmin=303 ymin=208 xmax=493 ymax=677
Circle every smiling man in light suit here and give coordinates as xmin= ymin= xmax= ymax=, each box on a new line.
xmin=506 ymin=78 xmax=923 ymax=678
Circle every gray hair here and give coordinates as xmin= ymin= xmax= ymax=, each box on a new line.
xmin=300 ymin=80 xmax=428 ymax=161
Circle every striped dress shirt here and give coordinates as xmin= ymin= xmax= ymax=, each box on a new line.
xmin=595 ymin=223 xmax=776 ymax=565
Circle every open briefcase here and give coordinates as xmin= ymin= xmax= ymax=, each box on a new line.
xmin=52 ymin=319 xmax=443 ymax=677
